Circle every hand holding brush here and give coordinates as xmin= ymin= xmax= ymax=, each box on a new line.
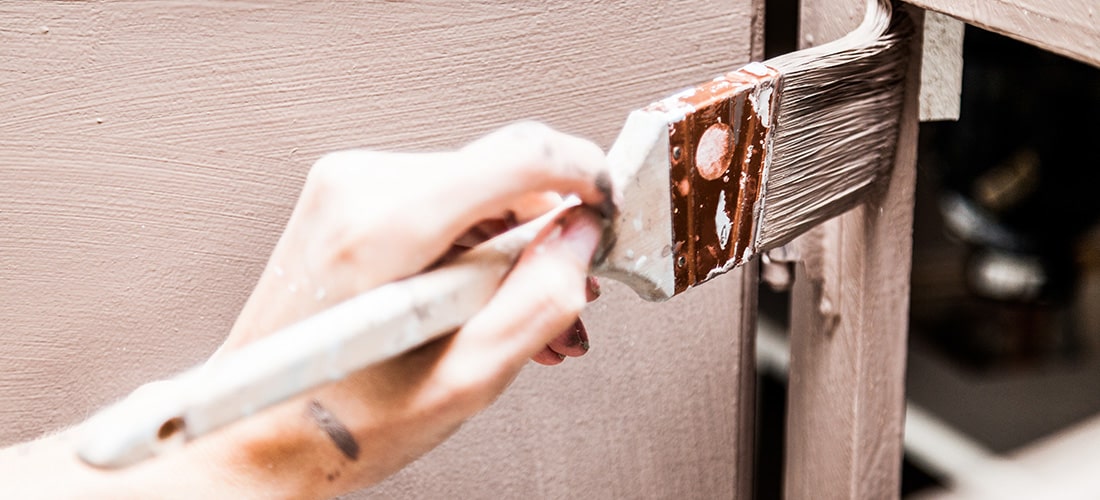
xmin=6 ymin=122 xmax=613 ymax=499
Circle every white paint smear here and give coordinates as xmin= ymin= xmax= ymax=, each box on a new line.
xmin=741 ymin=61 xmax=770 ymax=76
xmin=715 ymin=191 xmax=732 ymax=250
xmin=755 ymin=86 xmax=773 ymax=123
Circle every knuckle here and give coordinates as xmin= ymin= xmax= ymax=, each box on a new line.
xmin=307 ymin=149 xmax=384 ymax=187
xmin=311 ymin=217 xmax=360 ymax=266
xmin=473 ymin=121 xmax=557 ymax=169
xmin=303 ymin=152 xmax=354 ymax=209
xmin=500 ymin=120 xmax=553 ymax=140
xmin=307 ymin=151 xmax=351 ymax=184
xmin=507 ymin=121 xmax=556 ymax=161
xmin=302 ymin=150 xmax=393 ymax=253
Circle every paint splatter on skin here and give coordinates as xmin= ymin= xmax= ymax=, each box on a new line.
xmin=593 ymin=171 xmax=617 ymax=219
xmin=307 ymin=399 xmax=360 ymax=461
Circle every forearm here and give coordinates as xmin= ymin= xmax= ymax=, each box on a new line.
xmin=0 ymin=417 xmax=307 ymax=499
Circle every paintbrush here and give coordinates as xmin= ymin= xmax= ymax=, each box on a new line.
xmin=599 ymin=0 xmax=910 ymax=300
xmin=77 ymin=0 xmax=910 ymax=468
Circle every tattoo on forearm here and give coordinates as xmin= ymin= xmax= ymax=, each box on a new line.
xmin=306 ymin=399 xmax=360 ymax=461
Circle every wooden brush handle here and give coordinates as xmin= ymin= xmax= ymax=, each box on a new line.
xmin=77 ymin=202 xmax=578 ymax=469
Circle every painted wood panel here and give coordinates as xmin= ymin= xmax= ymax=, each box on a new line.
xmin=0 ymin=1 xmax=762 ymax=497
xmin=918 ymin=11 xmax=964 ymax=121
xmin=783 ymin=2 xmax=921 ymax=499
xmin=905 ymin=0 xmax=1099 ymax=68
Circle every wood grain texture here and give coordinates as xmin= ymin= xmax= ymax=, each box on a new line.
xmin=904 ymin=0 xmax=1099 ymax=67
xmin=0 ymin=1 xmax=762 ymax=497
xmin=919 ymin=12 xmax=964 ymax=121
xmin=783 ymin=3 xmax=920 ymax=499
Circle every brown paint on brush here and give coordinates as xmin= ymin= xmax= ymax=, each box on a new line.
xmin=656 ymin=65 xmax=781 ymax=294
xmin=307 ymin=399 xmax=360 ymax=461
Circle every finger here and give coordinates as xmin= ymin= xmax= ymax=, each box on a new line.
xmin=299 ymin=124 xmax=611 ymax=290
xmin=508 ymin=191 xmax=565 ymax=223
xmin=433 ymin=216 xmax=516 ymax=269
xmin=442 ymin=207 xmax=603 ymax=384
xmin=387 ymin=122 xmax=611 ymax=257
xmin=417 ymin=123 xmax=611 ymax=274
xmin=586 ymin=276 xmax=601 ymax=302
xmin=546 ymin=319 xmax=589 ymax=358
xmin=531 ymin=346 xmax=566 ymax=366
xmin=458 ymin=192 xmax=561 ymax=266
xmin=456 ymin=121 xmax=614 ymax=218
xmin=453 ymin=217 xmax=515 ymax=250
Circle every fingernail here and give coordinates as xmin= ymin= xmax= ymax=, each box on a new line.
xmin=586 ymin=276 xmax=601 ymax=300
xmin=594 ymin=171 xmax=618 ymax=220
xmin=572 ymin=320 xmax=590 ymax=351
xmin=557 ymin=208 xmax=602 ymax=264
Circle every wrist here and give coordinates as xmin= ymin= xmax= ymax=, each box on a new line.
xmin=1 ymin=424 xmax=282 ymax=500
xmin=193 ymin=401 xmax=326 ymax=500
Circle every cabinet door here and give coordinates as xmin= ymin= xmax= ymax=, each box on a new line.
xmin=0 ymin=2 xmax=762 ymax=497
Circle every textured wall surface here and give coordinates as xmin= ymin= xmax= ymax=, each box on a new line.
xmin=0 ymin=1 xmax=761 ymax=497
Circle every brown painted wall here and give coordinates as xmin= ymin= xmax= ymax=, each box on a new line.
xmin=0 ymin=2 xmax=761 ymax=497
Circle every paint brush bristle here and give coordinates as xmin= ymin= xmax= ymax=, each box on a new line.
xmin=760 ymin=0 xmax=912 ymax=249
